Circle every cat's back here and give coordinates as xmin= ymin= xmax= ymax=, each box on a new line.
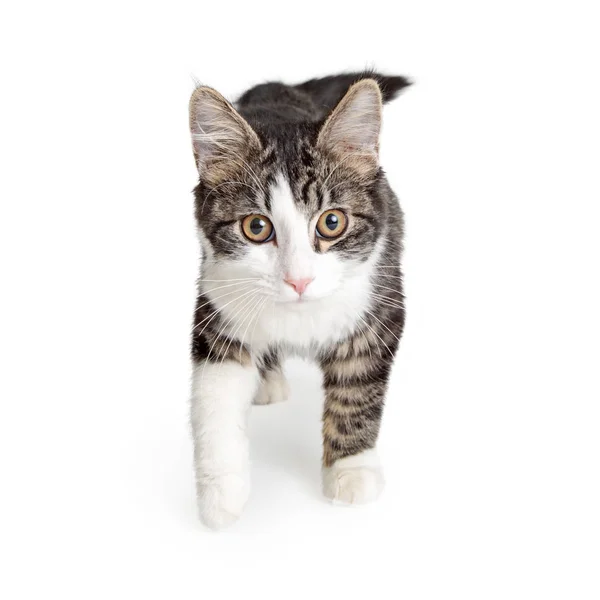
xmin=236 ymin=82 xmax=319 ymax=125
xmin=236 ymin=72 xmax=411 ymax=133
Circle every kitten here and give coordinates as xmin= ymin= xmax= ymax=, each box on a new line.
xmin=189 ymin=71 xmax=409 ymax=529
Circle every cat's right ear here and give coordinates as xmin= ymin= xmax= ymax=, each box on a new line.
xmin=189 ymin=86 xmax=261 ymax=183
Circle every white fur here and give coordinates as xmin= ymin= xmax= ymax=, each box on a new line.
xmin=190 ymin=360 xmax=260 ymax=529
xmin=253 ymin=369 xmax=290 ymax=405
xmin=322 ymin=449 xmax=384 ymax=505
xmin=194 ymin=173 xmax=386 ymax=524
xmin=200 ymin=174 xmax=382 ymax=354
xmin=269 ymin=174 xmax=318 ymax=290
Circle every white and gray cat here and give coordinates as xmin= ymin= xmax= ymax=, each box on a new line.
xmin=189 ymin=72 xmax=409 ymax=528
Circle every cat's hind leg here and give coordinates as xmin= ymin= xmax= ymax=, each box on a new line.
xmin=253 ymin=350 xmax=289 ymax=406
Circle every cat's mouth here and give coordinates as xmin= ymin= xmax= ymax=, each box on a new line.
xmin=276 ymin=294 xmax=326 ymax=307
xmin=277 ymin=296 xmax=311 ymax=305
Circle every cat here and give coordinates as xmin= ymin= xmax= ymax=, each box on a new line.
xmin=188 ymin=71 xmax=410 ymax=529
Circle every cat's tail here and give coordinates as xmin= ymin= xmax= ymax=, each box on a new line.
xmin=294 ymin=70 xmax=411 ymax=116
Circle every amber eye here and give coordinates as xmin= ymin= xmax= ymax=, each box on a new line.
xmin=241 ymin=214 xmax=274 ymax=243
xmin=316 ymin=209 xmax=347 ymax=239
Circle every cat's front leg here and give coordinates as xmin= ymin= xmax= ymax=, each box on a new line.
xmin=319 ymin=328 xmax=399 ymax=505
xmin=191 ymin=359 xmax=259 ymax=529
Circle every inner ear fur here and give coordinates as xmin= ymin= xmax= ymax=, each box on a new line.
xmin=317 ymin=79 xmax=383 ymax=178
xmin=189 ymin=86 xmax=262 ymax=185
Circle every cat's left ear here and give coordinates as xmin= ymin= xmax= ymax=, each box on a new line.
xmin=317 ymin=79 xmax=383 ymax=178
xmin=189 ymin=86 xmax=262 ymax=184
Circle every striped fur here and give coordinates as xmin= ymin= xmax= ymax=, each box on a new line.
xmin=189 ymin=71 xmax=409 ymax=527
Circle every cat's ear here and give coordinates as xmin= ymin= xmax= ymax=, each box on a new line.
xmin=189 ymin=86 xmax=261 ymax=183
xmin=317 ymin=79 xmax=383 ymax=177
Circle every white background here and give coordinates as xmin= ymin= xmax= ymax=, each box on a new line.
xmin=1 ymin=1 xmax=599 ymax=598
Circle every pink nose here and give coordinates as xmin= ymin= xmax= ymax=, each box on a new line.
xmin=284 ymin=277 xmax=314 ymax=296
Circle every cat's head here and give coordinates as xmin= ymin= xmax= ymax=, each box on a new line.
xmin=189 ymin=80 xmax=392 ymax=309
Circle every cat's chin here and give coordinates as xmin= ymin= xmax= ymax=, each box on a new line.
xmin=276 ymin=296 xmax=322 ymax=307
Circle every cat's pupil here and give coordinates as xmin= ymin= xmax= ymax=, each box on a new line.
xmin=250 ymin=218 xmax=265 ymax=234
xmin=325 ymin=213 xmax=338 ymax=230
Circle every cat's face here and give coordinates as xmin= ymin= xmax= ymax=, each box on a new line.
xmin=190 ymin=81 xmax=387 ymax=330
xmin=196 ymin=164 xmax=386 ymax=308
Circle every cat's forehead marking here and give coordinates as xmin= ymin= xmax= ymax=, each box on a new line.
xmin=269 ymin=173 xmax=305 ymax=226
xmin=268 ymin=173 xmax=316 ymax=276
xmin=268 ymin=173 xmax=315 ymax=252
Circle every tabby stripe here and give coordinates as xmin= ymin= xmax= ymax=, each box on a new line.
xmin=352 ymin=212 xmax=377 ymax=226
xmin=325 ymin=387 xmax=386 ymax=408
xmin=212 ymin=219 xmax=238 ymax=229
xmin=322 ymin=362 xmax=392 ymax=387
xmin=300 ymin=178 xmax=315 ymax=205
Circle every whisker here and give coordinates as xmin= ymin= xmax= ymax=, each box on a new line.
xmin=218 ymin=292 xmax=265 ymax=377
xmin=238 ymin=295 xmax=268 ymax=363
xmin=197 ymin=280 xmax=260 ymax=296
xmin=339 ymin=300 xmax=395 ymax=360
xmin=356 ymin=314 xmax=395 ymax=360
xmin=374 ymin=301 xmax=405 ymax=312
xmin=201 ymin=289 xmax=262 ymax=381
xmin=370 ymin=282 xmax=403 ymax=295
xmin=347 ymin=316 xmax=373 ymax=361
xmin=353 ymin=310 xmax=395 ymax=360
xmin=248 ymin=296 xmax=270 ymax=362
xmin=199 ymin=277 xmax=261 ymax=282
xmin=369 ymin=300 xmax=404 ymax=312
xmin=193 ymin=285 xmax=257 ymax=329
xmin=362 ymin=308 xmax=403 ymax=345
xmin=194 ymin=282 xmax=255 ymax=315
xmin=368 ymin=292 xmax=406 ymax=310
xmin=193 ymin=305 xmax=223 ymax=340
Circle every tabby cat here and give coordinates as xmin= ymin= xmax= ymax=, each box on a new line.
xmin=189 ymin=71 xmax=409 ymax=528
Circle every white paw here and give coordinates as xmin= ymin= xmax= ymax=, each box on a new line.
xmin=197 ymin=473 xmax=249 ymax=530
xmin=322 ymin=450 xmax=384 ymax=505
xmin=253 ymin=370 xmax=290 ymax=405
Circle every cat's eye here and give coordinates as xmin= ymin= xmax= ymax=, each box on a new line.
xmin=241 ymin=214 xmax=274 ymax=243
xmin=316 ymin=209 xmax=347 ymax=239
